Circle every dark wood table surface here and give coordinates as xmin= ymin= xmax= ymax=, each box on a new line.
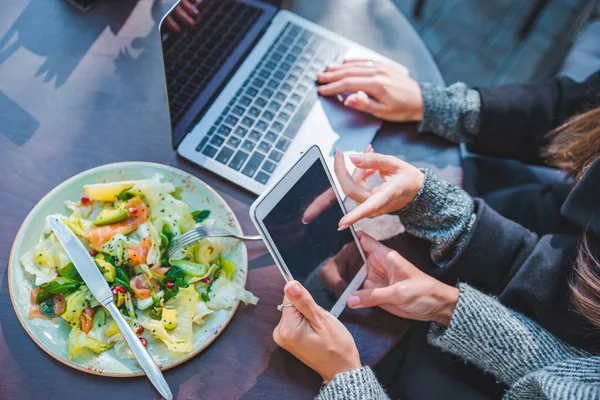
xmin=0 ymin=0 xmax=458 ymax=398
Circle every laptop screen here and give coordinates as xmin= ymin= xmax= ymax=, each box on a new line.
xmin=160 ymin=0 xmax=276 ymax=149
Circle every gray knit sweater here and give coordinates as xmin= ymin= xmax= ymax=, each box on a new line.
xmin=317 ymin=284 xmax=600 ymax=400
xmin=315 ymin=84 xmax=600 ymax=399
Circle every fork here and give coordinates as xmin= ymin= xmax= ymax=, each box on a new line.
xmin=167 ymin=226 xmax=262 ymax=257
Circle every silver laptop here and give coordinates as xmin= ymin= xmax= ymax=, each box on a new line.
xmin=159 ymin=0 xmax=408 ymax=194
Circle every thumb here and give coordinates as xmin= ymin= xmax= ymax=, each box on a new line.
xmin=344 ymin=93 xmax=383 ymax=116
xmin=284 ymin=280 xmax=325 ymax=324
xmin=356 ymin=231 xmax=391 ymax=255
xmin=347 ymin=285 xmax=399 ymax=309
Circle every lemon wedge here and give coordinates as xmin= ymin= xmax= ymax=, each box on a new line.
xmin=83 ymin=181 xmax=137 ymax=202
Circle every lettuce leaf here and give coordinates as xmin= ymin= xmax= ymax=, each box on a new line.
xmin=207 ymin=277 xmax=258 ymax=310
xmin=195 ymin=239 xmax=221 ymax=265
xmin=64 ymin=200 xmax=93 ymax=218
xmin=105 ymin=319 xmax=137 ymax=359
xmin=133 ymin=174 xmax=196 ymax=238
xmin=129 ymin=174 xmax=176 ymax=210
xmin=144 ymin=222 xmax=162 ymax=267
xmin=61 ymin=286 xmax=99 ymax=327
xmin=20 ymin=250 xmax=57 ymax=286
xmin=67 ymin=326 xmax=113 ymax=360
xmin=139 ymin=285 xmax=198 ymax=352
xmin=192 ymin=301 xmax=213 ymax=325
xmin=20 ymin=219 xmax=72 ymax=285
xmin=100 ymin=233 xmax=136 ymax=266
xmin=60 ymin=209 xmax=94 ymax=237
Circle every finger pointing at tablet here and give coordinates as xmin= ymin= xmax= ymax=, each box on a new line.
xmin=301 ymin=145 xmax=374 ymax=225
xmin=338 ymin=153 xmax=424 ymax=229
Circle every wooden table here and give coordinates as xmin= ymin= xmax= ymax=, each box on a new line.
xmin=0 ymin=0 xmax=458 ymax=398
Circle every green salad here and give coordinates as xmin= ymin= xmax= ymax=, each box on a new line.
xmin=21 ymin=174 xmax=257 ymax=360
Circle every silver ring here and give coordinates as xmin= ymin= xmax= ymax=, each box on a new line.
xmin=365 ymin=61 xmax=374 ymax=67
xmin=277 ymin=303 xmax=294 ymax=311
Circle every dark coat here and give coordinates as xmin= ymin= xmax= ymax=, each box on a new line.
xmin=382 ymin=72 xmax=600 ymax=400
xmin=442 ymin=71 xmax=600 ymax=353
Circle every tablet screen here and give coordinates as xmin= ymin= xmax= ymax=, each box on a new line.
xmin=262 ymin=159 xmax=364 ymax=310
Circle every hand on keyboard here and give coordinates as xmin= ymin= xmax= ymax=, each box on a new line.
xmin=316 ymin=59 xmax=424 ymax=123
xmin=163 ymin=0 xmax=199 ymax=33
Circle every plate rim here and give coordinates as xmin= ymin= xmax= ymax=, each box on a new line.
xmin=8 ymin=161 xmax=248 ymax=378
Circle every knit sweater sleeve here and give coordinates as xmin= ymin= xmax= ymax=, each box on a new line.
xmin=428 ymin=284 xmax=592 ymax=387
xmin=315 ymin=367 xmax=389 ymax=400
xmin=396 ymin=169 xmax=476 ymax=267
xmin=417 ymin=82 xmax=481 ymax=143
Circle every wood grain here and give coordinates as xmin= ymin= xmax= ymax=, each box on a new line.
xmin=0 ymin=0 xmax=455 ymax=398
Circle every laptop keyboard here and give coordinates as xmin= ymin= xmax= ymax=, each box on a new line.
xmin=195 ymin=22 xmax=346 ymax=185
xmin=164 ymin=0 xmax=263 ymax=127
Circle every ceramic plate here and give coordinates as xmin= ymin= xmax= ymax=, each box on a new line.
xmin=8 ymin=162 xmax=248 ymax=377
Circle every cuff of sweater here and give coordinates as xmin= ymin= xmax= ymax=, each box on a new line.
xmin=316 ymin=367 xmax=388 ymax=400
xmin=426 ymin=283 xmax=526 ymax=386
xmin=428 ymin=283 xmax=591 ymax=386
xmin=427 ymin=283 xmax=484 ymax=344
xmin=417 ymin=82 xmax=481 ymax=143
xmin=396 ymin=168 xmax=475 ymax=264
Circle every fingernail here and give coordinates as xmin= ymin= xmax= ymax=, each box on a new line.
xmin=288 ymin=281 xmax=301 ymax=296
xmin=316 ymin=72 xmax=323 ymax=79
xmin=347 ymin=295 xmax=360 ymax=307
xmin=357 ymin=90 xmax=368 ymax=99
xmin=193 ymin=7 xmax=199 ymax=14
xmin=349 ymin=154 xmax=363 ymax=164
xmin=326 ymin=64 xmax=336 ymax=70
xmin=366 ymin=144 xmax=373 ymax=152
xmin=338 ymin=224 xmax=348 ymax=231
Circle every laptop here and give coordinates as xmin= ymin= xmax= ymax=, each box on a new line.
xmin=159 ymin=0 xmax=408 ymax=195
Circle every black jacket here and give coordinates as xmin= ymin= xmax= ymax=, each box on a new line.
xmin=439 ymin=71 xmax=600 ymax=353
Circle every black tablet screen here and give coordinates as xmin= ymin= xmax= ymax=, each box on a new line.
xmin=262 ymin=159 xmax=363 ymax=310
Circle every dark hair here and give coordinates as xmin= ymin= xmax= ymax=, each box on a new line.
xmin=544 ymin=106 xmax=600 ymax=329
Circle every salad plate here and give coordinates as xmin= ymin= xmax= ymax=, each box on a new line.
xmin=8 ymin=162 xmax=254 ymax=377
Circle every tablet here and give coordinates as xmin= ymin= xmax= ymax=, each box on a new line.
xmin=250 ymin=145 xmax=367 ymax=317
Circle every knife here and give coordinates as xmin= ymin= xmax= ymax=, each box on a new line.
xmin=47 ymin=216 xmax=173 ymax=400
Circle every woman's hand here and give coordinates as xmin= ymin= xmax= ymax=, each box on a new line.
xmin=163 ymin=0 xmax=199 ymax=34
xmin=335 ymin=150 xmax=424 ymax=230
xmin=273 ymin=281 xmax=361 ymax=382
xmin=302 ymin=144 xmax=375 ymax=225
xmin=349 ymin=232 xmax=459 ymax=326
xmin=316 ymin=59 xmax=424 ymax=122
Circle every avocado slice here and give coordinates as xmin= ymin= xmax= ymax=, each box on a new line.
xmin=170 ymin=260 xmax=208 ymax=277
xmin=93 ymin=209 xmax=130 ymax=226
xmin=220 ymin=258 xmax=236 ymax=280
xmin=92 ymin=308 xmax=106 ymax=327
xmin=95 ymin=256 xmax=117 ymax=283
xmin=162 ymin=308 xmax=178 ymax=330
